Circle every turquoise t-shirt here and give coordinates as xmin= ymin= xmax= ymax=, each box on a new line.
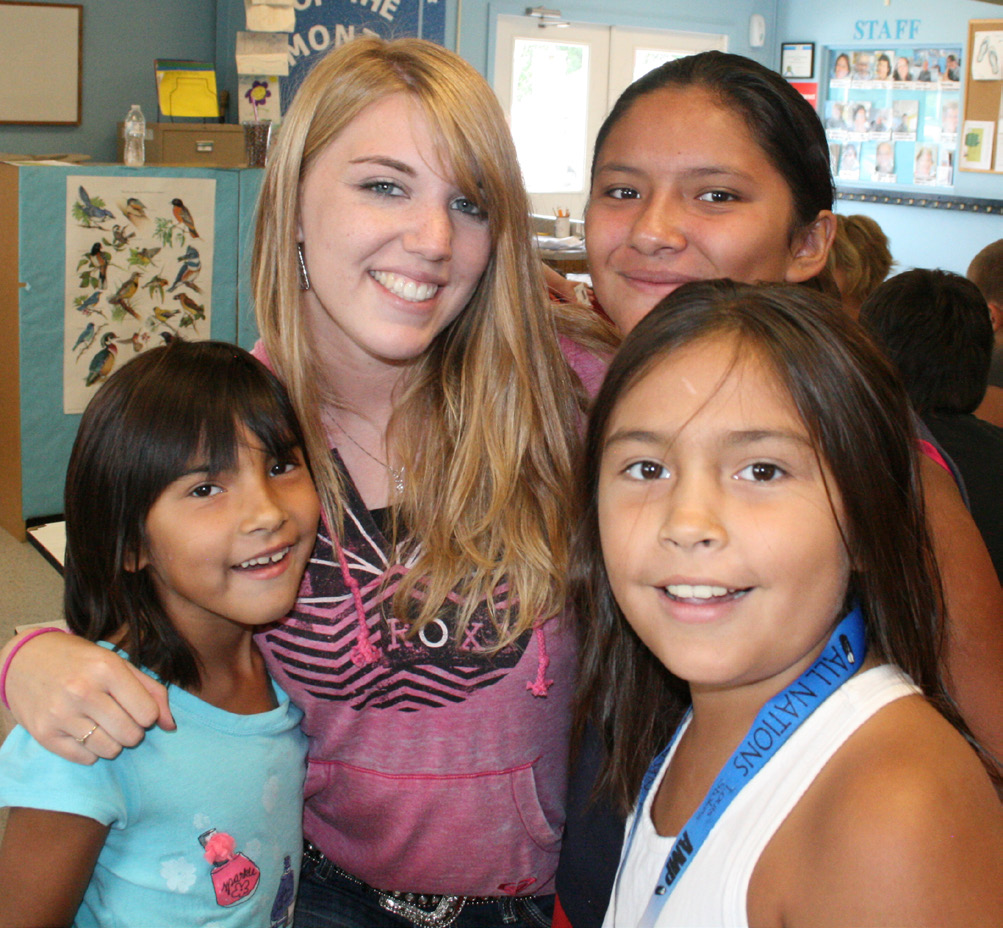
xmin=0 ymin=649 xmax=306 ymax=928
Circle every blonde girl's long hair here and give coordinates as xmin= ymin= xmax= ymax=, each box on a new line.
xmin=252 ymin=36 xmax=602 ymax=648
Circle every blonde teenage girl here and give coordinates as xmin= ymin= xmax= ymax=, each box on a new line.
xmin=0 ymin=38 xmax=610 ymax=928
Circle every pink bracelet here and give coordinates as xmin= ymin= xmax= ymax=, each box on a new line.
xmin=0 ymin=626 xmax=70 ymax=710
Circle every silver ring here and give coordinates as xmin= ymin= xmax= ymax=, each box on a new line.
xmin=75 ymin=723 xmax=99 ymax=744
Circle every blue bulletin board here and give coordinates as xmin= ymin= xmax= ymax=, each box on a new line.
xmin=282 ymin=0 xmax=446 ymax=113
xmin=823 ymin=46 xmax=962 ymax=189
xmin=7 ymin=164 xmax=243 ymax=523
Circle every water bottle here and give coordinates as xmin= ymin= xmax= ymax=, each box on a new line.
xmin=123 ymin=104 xmax=146 ymax=167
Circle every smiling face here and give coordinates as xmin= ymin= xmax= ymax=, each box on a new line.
xmin=585 ymin=87 xmax=828 ymax=334
xmin=296 ymin=93 xmax=492 ymax=370
xmin=597 ymin=335 xmax=851 ymax=700
xmin=139 ymin=426 xmax=319 ymax=641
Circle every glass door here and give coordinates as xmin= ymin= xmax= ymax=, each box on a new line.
xmin=494 ymin=16 xmax=727 ymax=219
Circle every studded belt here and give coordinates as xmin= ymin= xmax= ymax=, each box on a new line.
xmin=303 ymin=841 xmax=503 ymax=928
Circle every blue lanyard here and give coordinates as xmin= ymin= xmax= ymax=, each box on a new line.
xmin=617 ymin=605 xmax=867 ymax=928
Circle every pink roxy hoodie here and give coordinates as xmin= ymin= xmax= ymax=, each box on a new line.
xmin=252 ymin=338 xmax=607 ymax=897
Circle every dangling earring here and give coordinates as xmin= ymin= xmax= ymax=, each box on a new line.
xmin=297 ymin=242 xmax=311 ymax=291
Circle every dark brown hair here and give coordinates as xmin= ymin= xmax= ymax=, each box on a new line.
xmin=967 ymin=238 xmax=1003 ymax=306
xmin=860 ymin=268 xmax=993 ymax=414
xmin=63 ymin=340 xmax=308 ymax=689
xmin=572 ymin=280 xmax=990 ymax=810
xmin=590 ymin=51 xmax=834 ymax=241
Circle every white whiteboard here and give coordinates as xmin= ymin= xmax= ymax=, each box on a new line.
xmin=0 ymin=2 xmax=82 ymax=125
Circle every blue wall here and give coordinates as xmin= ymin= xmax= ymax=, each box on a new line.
xmin=213 ymin=0 xmax=780 ymax=85
xmin=778 ymin=0 xmax=1003 ymax=274
xmin=0 ymin=0 xmax=216 ymax=164
xmin=2 ymin=0 xmax=997 ymax=276
xmin=456 ymin=0 xmax=780 ymax=77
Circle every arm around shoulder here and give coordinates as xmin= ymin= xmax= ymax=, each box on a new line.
xmin=1 ymin=629 xmax=173 ymax=763
xmin=919 ymin=454 xmax=1003 ymax=776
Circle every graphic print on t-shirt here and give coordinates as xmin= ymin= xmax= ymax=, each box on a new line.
xmin=200 ymin=829 xmax=260 ymax=906
xmin=264 ymin=452 xmax=532 ymax=711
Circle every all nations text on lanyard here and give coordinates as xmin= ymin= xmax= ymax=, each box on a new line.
xmin=617 ymin=605 xmax=867 ymax=928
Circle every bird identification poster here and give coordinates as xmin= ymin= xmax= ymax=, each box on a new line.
xmin=63 ymin=176 xmax=215 ymax=413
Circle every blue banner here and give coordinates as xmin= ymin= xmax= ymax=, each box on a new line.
xmin=283 ymin=0 xmax=447 ymax=112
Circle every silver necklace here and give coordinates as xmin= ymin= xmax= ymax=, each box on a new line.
xmin=335 ymin=421 xmax=404 ymax=494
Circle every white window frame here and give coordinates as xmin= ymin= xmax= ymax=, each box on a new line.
xmin=493 ymin=16 xmax=727 ymax=220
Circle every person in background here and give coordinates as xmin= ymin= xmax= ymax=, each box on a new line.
xmin=555 ymin=49 xmax=1003 ymax=928
xmin=968 ymin=239 xmax=1003 ymax=428
xmin=860 ymin=269 xmax=1003 ymax=584
xmin=875 ymin=52 xmax=892 ymax=81
xmin=894 ymin=56 xmax=913 ymax=81
xmin=967 ymin=238 xmax=1003 ymax=390
xmin=825 ymin=213 xmax=894 ymax=319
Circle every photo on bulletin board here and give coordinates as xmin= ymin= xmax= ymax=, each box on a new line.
xmin=781 ymin=43 xmax=814 ymax=79
xmin=823 ymin=44 xmax=962 ymax=188
xmin=962 ymin=20 xmax=1003 ymax=176
xmin=873 ymin=139 xmax=896 ymax=180
xmin=838 ymin=141 xmax=861 ymax=181
xmin=961 ymin=120 xmax=995 ymax=171
xmin=971 ymin=29 xmax=1003 ymax=81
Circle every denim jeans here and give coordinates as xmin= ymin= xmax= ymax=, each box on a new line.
xmin=294 ymin=846 xmax=554 ymax=928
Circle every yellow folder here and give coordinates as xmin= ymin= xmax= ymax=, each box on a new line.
xmin=155 ymin=60 xmax=220 ymax=119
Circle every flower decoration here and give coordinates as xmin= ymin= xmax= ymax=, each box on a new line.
xmin=244 ymin=80 xmax=272 ymax=118
xmin=160 ymin=856 xmax=197 ymax=892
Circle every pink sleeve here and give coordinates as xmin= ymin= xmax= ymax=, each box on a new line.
xmin=250 ymin=340 xmax=272 ymax=370
xmin=559 ymin=335 xmax=609 ymax=399
xmin=917 ymin=438 xmax=951 ymax=475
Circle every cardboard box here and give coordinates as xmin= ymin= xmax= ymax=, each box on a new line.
xmin=117 ymin=123 xmax=247 ymax=167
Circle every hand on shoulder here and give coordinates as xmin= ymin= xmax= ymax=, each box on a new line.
xmin=2 ymin=631 xmax=173 ymax=764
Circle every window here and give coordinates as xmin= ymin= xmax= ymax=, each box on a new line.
xmin=493 ymin=17 xmax=727 ymax=218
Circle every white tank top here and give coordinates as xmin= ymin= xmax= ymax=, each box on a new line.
xmin=603 ymin=664 xmax=919 ymax=927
